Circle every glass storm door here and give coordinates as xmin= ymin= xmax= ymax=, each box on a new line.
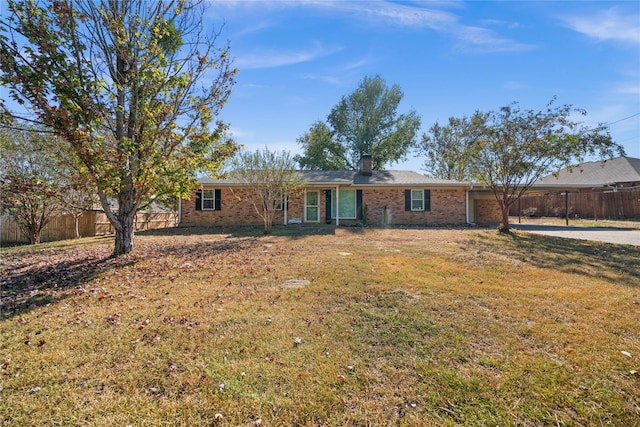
xmin=305 ymin=191 xmax=319 ymax=222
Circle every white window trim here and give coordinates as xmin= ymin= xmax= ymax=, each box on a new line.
xmin=411 ymin=189 xmax=424 ymax=211
xmin=274 ymin=195 xmax=285 ymax=211
xmin=331 ymin=189 xmax=357 ymax=219
xmin=202 ymin=189 xmax=216 ymax=210
xmin=264 ymin=190 xmax=285 ymax=211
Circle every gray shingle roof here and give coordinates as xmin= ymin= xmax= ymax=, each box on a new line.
xmin=535 ymin=157 xmax=640 ymax=187
xmin=199 ymin=170 xmax=468 ymax=187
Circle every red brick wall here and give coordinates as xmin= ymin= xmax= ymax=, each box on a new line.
xmin=181 ymin=186 xmax=476 ymax=226
xmin=475 ymin=198 xmax=502 ymax=225
xmin=361 ymin=187 xmax=467 ymax=226
xmin=182 ymin=188 xmax=272 ymax=226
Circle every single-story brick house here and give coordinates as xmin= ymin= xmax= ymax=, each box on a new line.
xmin=179 ymin=155 xmax=501 ymax=227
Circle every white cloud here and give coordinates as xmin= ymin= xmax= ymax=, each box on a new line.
xmin=561 ymin=7 xmax=640 ymax=45
xmin=211 ymin=1 xmax=535 ymax=54
xmin=343 ymin=55 xmax=376 ymax=71
xmin=614 ymin=83 xmax=640 ymax=96
xmin=453 ymin=25 xmax=535 ymax=53
xmin=233 ymin=21 xmax=274 ymax=38
xmin=300 ymin=73 xmax=343 ymax=85
xmin=235 ymin=42 xmax=343 ymax=69
xmin=227 ymin=126 xmax=255 ymax=139
xmin=306 ymin=1 xmax=534 ymax=53
xmin=502 ymin=81 xmax=529 ymax=90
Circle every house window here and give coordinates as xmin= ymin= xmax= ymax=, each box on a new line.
xmin=331 ymin=190 xmax=356 ymax=219
xmin=202 ymin=189 xmax=216 ymax=210
xmin=405 ymin=189 xmax=431 ymax=212
xmin=411 ymin=190 xmax=424 ymax=211
xmin=195 ymin=189 xmax=221 ymax=211
xmin=273 ymin=195 xmax=286 ymax=211
xmin=274 ymin=196 xmax=285 ymax=211
xmin=264 ymin=190 xmax=285 ymax=210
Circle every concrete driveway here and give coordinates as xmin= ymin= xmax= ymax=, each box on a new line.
xmin=511 ymin=224 xmax=640 ymax=247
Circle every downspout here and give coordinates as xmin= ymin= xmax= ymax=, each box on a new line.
xmin=335 ymin=185 xmax=340 ymax=227
xmin=178 ymin=197 xmax=182 ymax=225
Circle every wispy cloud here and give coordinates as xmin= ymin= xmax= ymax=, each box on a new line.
xmin=502 ymin=81 xmax=529 ymax=91
xmin=343 ymin=55 xmax=377 ymax=71
xmin=213 ymin=1 xmax=534 ymax=54
xmin=316 ymin=1 xmax=534 ymax=53
xmin=300 ymin=74 xmax=343 ymax=85
xmin=233 ymin=21 xmax=274 ymax=38
xmin=452 ymin=25 xmax=535 ymax=53
xmin=227 ymin=126 xmax=255 ymax=139
xmin=561 ymin=7 xmax=640 ymax=45
xmin=235 ymin=42 xmax=343 ymax=69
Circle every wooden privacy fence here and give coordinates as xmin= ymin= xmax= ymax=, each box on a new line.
xmin=511 ymin=186 xmax=640 ymax=220
xmin=1 ymin=210 xmax=178 ymax=245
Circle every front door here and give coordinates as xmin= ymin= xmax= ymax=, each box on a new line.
xmin=305 ymin=191 xmax=319 ymax=222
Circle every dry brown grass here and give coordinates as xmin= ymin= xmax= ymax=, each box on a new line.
xmin=1 ymin=225 xmax=639 ymax=426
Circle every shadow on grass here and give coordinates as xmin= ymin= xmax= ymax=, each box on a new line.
xmin=0 ymin=247 xmax=118 ymax=320
xmin=478 ymin=231 xmax=640 ymax=287
xmin=139 ymin=224 xmax=339 ymax=239
xmin=0 ymin=232 xmax=283 ymax=320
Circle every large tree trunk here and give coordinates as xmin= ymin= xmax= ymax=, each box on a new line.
xmin=28 ymin=228 xmax=41 ymax=245
xmin=113 ymin=214 xmax=135 ymax=256
xmin=73 ymin=213 xmax=81 ymax=239
xmin=112 ymin=181 xmax=137 ymax=256
xmin=98 ymin=180 xmax=137 ymax=257
xmin=500 ymin=206 xmax=511 ymax=232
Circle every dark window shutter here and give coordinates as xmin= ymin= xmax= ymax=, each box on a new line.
xmin=404 ymin=189 xmax=411 ymax=211
xmin=356 ymin=190 xmax=363 ymax=220
xmin=424 ymin=189 xmax=431 ymax=211
xmin=215 ymin=189 xmax=222 ymax=210
xmin=325 ymin=190 xmax=332 ymax=220
xmin=195 ymin=190 xmax=202 ymax=211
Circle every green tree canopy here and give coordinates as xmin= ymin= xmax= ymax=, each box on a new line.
xmin=0 ymin=0 xmax=237 ymax=255
xmin=421 ymin=98 xmax=623 ymax=231
xmin=296 ymin=75 xmax=421 ymax=171
xmin=0 ymin=127 xmax=66 ymax=244
xmin=294 ymin=121 xmax=348 ymax=170
xmin=418 ymin=118 xmax=473 ymax=182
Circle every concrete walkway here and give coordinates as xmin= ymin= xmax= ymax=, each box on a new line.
xmin=511 ymin=224 xmax=640 ymax=247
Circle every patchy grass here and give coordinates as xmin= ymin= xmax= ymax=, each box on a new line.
xmin=1 ymin=226 xmax=639 ymax=426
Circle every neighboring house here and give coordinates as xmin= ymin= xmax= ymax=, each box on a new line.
xmin=514 ymin=156 xmax=640 ymax=219
xmin=180 ymin=155 xmax=502 ymax=227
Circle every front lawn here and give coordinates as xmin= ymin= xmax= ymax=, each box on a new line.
xmin=1 ymin=226 xmax=638 ymax=426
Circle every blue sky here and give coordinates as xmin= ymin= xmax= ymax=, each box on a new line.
xmin=205 ymin=0 xmax=640 ymax=172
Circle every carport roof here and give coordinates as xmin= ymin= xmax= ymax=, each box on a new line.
xmin=534 ymin=156 xmax=640 ymax=188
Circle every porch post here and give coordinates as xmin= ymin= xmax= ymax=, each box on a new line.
xmin=465 ymin=190 xmax=469 ymax=224
xmin=565 ymin=191 xmax=569 ymax=226
xmin=284 ymin=193 xmax=288 ymax=225
xmin=518 ymin=197 xmax=521 ymax=224
xmin=335 ymin=185 xmax=340 ymax=227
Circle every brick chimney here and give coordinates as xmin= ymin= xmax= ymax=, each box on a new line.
xmin=359 ymin=154 xmax=372 ymax=176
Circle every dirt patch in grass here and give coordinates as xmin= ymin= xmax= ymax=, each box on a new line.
xmin=1 ymin=226 xmax=639 ymax=426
